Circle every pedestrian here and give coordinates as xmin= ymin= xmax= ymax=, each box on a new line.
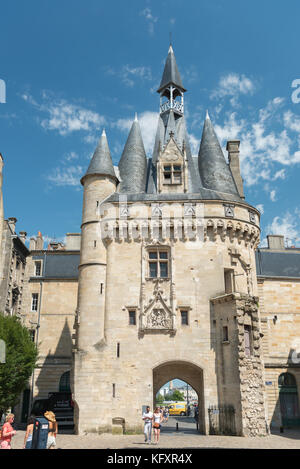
xmin=23 ymin=416 xmax=35 ymax=449
xmin=194 ymin=406 xmax=199 ymax=425
xmin=0 ymin=413 xmax=17 ymax=449
xmin=153 ymin=407 xmax=163 ymax=445
xmin=163 ymin=407 xmax=168 ymax=422
xmin=44 ymin=411 xmax=58 ymax=449
xmin=142 ymin=406 xmax=153 ymax=444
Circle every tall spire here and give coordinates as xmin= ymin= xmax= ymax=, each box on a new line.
xmin=157 ymin=45 xmax=186 ymax=93
xmin=198 ymin=113 xmax=239 ymax=196
xmin=118 ymin=117 xmax=147 ymax=193
xmin=81 ymin=130 xmax=117 ymax=184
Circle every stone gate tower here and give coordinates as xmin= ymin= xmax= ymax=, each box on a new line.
xmin=73 ymin=45 xmax=267 ymax=436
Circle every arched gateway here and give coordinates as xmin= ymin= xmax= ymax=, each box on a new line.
xmin=153 ymin=361 xmax=205 ymax=433
xmin=73 ymin=45 xmax=267 ymax=437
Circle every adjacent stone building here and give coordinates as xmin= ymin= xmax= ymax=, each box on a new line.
xmin=0 ymin=154 xmax=29 ymax=318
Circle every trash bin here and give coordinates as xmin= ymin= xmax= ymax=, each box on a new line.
xmin=31 ymin=417 xmax=49 ymax=449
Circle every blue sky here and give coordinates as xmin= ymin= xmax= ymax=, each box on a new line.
xmin=1 ymin=0 xmax=300 ymax=246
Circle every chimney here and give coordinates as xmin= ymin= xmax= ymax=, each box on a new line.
xmin=226 ymin=140 xmax=245 ymax=199
xmin=29 ymin=237 xmax=36 ymax=251
xmin=19 ymin=231 xmax=27 ymax=244
xmin=35 ymin=231 xmax=44 ymax=250
xmin=7 ymin=217 xmax=17 ymax=234
xmin=267 ymin=235 xmax=285 ymax=250
xmin=65 ymin=233 xmax=81 ymax=250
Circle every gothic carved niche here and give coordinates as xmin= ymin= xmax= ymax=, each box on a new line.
xmin=146 ymin=308 xmax=171 ymax=329
xmin=141 ymin=281 xmax=173 ymax=331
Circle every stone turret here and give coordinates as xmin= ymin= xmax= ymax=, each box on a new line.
xmin=73 ymin=130 xmax=118 ymax=433
xmin=77 ymin=129 xmax=118 ymax=350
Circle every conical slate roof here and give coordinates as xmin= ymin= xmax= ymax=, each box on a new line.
xmin=118 ymin=116 xmax=147 ymax=193
xmin=82 ymin=130 xmax=116 ymax=183
xmin=198 ymin=112 xmax=239 ymax=196
xmin=157 ymin=45 xmax=186 ymax=93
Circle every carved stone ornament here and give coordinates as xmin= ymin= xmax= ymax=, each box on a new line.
xmin=184 ymin=204 xmax=195 ymax=217
xmin=224 ymin=204 xmax=234 ymax=218
xmin=151 ymin=204 xmax=162 ymax=218
xmin=142 ymin=282 xmax=173 ymax=331
xmin=249 ymin=211 xmax=256 ymax=224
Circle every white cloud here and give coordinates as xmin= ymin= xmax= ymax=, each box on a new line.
xmin=41 ymin=102 xmax=104 ymax=136
xmin=211 ymin=73 xmax=256 ymax=107
xmin=265 ymin=212 xmax=300 ymax=244
xmin=64 ymin=151 xmax=79 ymax=162
xmin=270 ymin=190 xmax=276 ymax=202
xmin=104 ymin=64 xmax=152 ymax=88
xmin=46 ymin=165 xmax=83 ymax=187
xmin=140 ymin=8 xmax=158 ymax=35
xmin=121 ymin=65 xmax=152 ymax=88
xmin=212 ymin=97 xmax=300 ymax=186
xmin=22 ymin=93 xmax=105 ymax=136
xmin=256 ymin=204 xmax=264 ymax=214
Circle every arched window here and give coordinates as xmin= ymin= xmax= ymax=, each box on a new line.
xmin=59 ymin=371 xmax=71 ymax=392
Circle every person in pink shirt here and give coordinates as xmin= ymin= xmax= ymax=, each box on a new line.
xmin=0 ymin=413 xmax=17 ymax=449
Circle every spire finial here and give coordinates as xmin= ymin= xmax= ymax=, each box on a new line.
xmin=134 ymin=112 xmax=138 ymax=122
xmin=205 ymin=110 xmax=210 ymax=120
xmin=102 ymin=128 xmax=106 ymax=137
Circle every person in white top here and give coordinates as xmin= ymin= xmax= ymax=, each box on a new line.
xmin=142 ymin=406 xmax=153 ymax=444
xmin=153 ymin=407 xmax=163 ymax=444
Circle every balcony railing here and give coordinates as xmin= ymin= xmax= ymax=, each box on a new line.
xmin=160 ymin=99 xmax=184 ymax=114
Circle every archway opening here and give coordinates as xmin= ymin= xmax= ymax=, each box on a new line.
xmin=153 ymin=361 xmax=205 ymax=434
xmin=279 ymin=372 xmax=300 ymax=428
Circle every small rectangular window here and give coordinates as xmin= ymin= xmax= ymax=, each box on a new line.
xmin=35 ymin=261 xmax=41 ymax=276
xmin=94 ymin=240 xmax=97 ymax=248
xmin=29 ymin=330 xmax=35 ymax=342
xmin=163 ymin=164 xmax=182 ymax=185
xmin=129 ymin=310 xmax=136 ymax=325
xmin=181 ymin=310 xmax=188 ymax=325
xmin=113 ymin=383 xmax=116 ymax=398
xmin=223 ymin=326 xmax=229 ymax=342
xmin=31 ymin=293 xmax=38 ymax=312
xmin=117 ymin=343 xmax=120 ymax=358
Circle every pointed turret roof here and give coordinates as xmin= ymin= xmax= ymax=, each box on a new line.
xmin=118 ymin=117 xmax=147 ymax=193
xmin=198 ymin=113 xmax=239 ymax=196
xmin=157 ymin=45 xmax=186 ymax=93
xmin=81 ymin=130 xmax=117 ymax=184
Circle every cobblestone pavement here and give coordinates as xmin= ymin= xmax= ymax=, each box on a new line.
xmin=11 ymin=420 xmax=300 ymax=449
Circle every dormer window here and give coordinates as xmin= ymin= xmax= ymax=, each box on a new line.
xmin=163 ymin=164 xmax=182 ymax=185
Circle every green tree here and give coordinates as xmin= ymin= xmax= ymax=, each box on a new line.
xmin=164 ymin=390 xmax=185 ymax=401
xmin=0 ymin=313 xmax=38 ymax=418
xmin=155 ymin=393 xmax=164 ymax=405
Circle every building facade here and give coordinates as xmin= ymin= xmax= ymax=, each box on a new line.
xmin=1 ymin=47 xmax=299 ymax=436
xmin=72 ymin=46 xmax=267 ymax=437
